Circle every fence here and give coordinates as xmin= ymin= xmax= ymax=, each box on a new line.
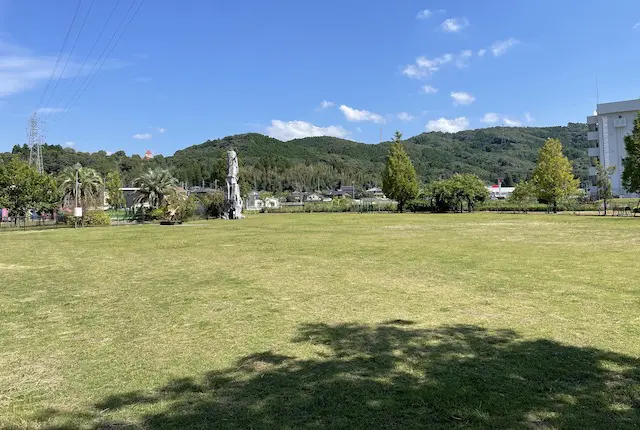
xmin=0 ymin=216 xmax=66 ymax=231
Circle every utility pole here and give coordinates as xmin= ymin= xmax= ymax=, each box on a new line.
xmin=28 ymin=113 xmax=44 ymax=174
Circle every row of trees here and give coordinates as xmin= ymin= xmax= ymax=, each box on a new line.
xmin=381 ymin=132 xmax=587 ymax=213
xmin=0 ymin=156 xmax=222 ymax=222
xmin=3 ymin=123 xmax=592 ymax=191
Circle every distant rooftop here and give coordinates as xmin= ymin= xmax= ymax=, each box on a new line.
xmin=596 ymin=98 xmax=640 ymax=115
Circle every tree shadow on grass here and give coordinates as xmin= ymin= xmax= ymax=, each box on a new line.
xmin=38 ymin=322 xmax=639 ymax=429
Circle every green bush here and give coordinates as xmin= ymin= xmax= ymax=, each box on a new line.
xmin=149 ymin=208 xmax=165 ymax=220
xmin=64 ymin=210 xmax=111 ymax=226
xmin=407 ymin=200 xmax=434 ymax=212
xmin=198 ymin=191 xmax=224 ymax=218
xmin=476 ymin=199 xmax=600 ymax=213
xmin=84 ymin=210 xmax=111 ymax=226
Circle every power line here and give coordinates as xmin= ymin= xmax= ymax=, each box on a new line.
xmin=50 ymin=0 xmax=123 ymax=110
xmin=34 ymin=0 xmax=82 ymax=114
xmin=51 ymin=0 xmax=145 ymax=130
xmin=41 ymin=0 xmax=97 ymax=113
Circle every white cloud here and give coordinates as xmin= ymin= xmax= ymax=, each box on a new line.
xmin=481 ymin=113 xmax=500 ymax=124
xmin=266 ymin=120 xmax=350 ymax=141
xmin=0 ymin=45 xmax=78 ymax=97
xmin=456 ymin=49 xmax=473 ymax=68
xmin=525 ymin=112 xmax=535 ymax=123
xmin=450 ymin=91 xmax=475 ymax=105
xmin=319 ymin=100 xmax=335 ymax=109
xmin=402 ymin=53 xmax=453 ymax=79
xmin=477 ymin=49 xmax=486 ymax=57
xmin=441 ymin=18 xmax=469 ymax=33
xmin=503 ymin=118 xmax=521 ymax=126
xmin=427 ymin=117 xmax=469 ymax=133
xmin=158 ymin=127 xmax=167 ymax=133
xmin=402 ymin=64 xmax=422 ymax=78
xmin=36 ymin=107 xmax=66 ymax=114
xmin=0 ymin=39 xmax=122 ymax=98
xmin=133 ymin=133 xmax=152 ymax=140
xmin=491 ymin=38 xmax=519 ymax=56
xmin=634 ymin=21 xmax=640 ymax=29
xmin=438 ymin=53 xmax=454 ymax=64
xmin=339 ymin=104 xmax=385 ymax=123
xmin=397 ymin=112 xmax=415 ymax=121
xmin=356 ymin=127 xmax=362 ymax=133
xmin=106 ymin=151 xmax=113 ymax=156
xmin=416 ymin=9 xmax=432 ymax=19
xmin=422 ymin=85 xmax=438 ymax=94
xmin=63 ymin=141 xmax=74 ymax=147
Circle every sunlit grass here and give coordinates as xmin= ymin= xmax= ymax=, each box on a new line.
xmin=1 ymin=213 xmax=639 ymax=428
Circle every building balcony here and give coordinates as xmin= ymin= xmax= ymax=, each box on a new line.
xmin=588 ymin=147 xmax=600 ymax=157
xmin=587 ymin=115 xmax=598 ymax=124
xmin=587 ymin=131 xmax=599 ymax=141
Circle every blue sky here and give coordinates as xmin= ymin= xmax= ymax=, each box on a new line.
xmin=1 ymin=0 xmax=640 ymax=155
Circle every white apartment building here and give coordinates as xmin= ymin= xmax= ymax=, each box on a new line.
xmin=587 ymin=98 xmax=640 ymax=196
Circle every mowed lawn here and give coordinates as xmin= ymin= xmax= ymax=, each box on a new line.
xmin=1 ymin=213 xmax=639 ymax=429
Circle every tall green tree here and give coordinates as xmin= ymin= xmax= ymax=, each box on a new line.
xmin=59 ymin=164 xmax=104 ymax=209
xmin=0 ymin=158 xmax=58 ymax=219
xmin=532 ymin=138 xmax=579 ymax=212
xmin=105 ymin=171 xmax=126 ymax=209
xmin=621 ymin=113 xmax=640 ymax=195
xmin=135 ymin=169 xmax=178 ymax=208
xmin=595 ymin=162 xmax=616 ymax=215
xmin=382 ymin=131 xmax=419 ymax=212
xmin=33 ymin=174 xmax=62 ymax=216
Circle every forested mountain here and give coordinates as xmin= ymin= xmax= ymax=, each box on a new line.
xmin=1 ymin=123 xmax=590 ymax=191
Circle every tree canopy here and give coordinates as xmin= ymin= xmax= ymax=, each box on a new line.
xmin=1 ymin=124 xmax=590 ymax=192
xmin=424 ymin=173 xmax=488 ymax=213
xmin=382 ymin=131 xmax=419 ymax=212
xmin=621 ymin=113 xmax=640 ymax=194
xmin=532 ymin=138 xmax=579 ymax=211
xmin=59 ymin=165 xmax=104 ymax=209
xmin=135 ymin=169 xmax=178 ymax=208
xmin=105 ymin=171 xmax=126 ymax=209
xmin=0 ymin=158 xmax=59 ymax=217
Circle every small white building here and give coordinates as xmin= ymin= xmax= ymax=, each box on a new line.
xmin=587 ymin=98 xmax=640 ymax=196
xmin=246 ymin=192 xmax=264 ymax=211
xmin=486 ymin=185 xmax=514 ymax=200
xmin=264 ymin=197 xmax=281 ymax=209
xmin=306 ymin=193 xmax=323 ymax=202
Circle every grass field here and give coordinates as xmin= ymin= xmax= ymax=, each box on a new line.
xmin=1 ymin=213 xmax=639 ymax=429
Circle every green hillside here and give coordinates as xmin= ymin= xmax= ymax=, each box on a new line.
xmin=2 ymin=123 xmax=590 ymax=190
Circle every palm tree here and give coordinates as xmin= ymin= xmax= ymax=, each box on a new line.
xmin=135 ymin=169 xmax=178 ymax=208
xmin=59 ymin=164 xmax=104 ymax=209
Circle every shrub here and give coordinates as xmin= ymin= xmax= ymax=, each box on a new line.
xmin=198 ymin=191 xmax=224 ymax=218
xmin=149 ymin=208 xmax=165 ymax=220
xmin=64 ymin=210 xmax=111 ymax=226
xmin=407 ymin=200 xmax=434 ymax=212
xmin=84 ymin=210 xmax=111 ymax=226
